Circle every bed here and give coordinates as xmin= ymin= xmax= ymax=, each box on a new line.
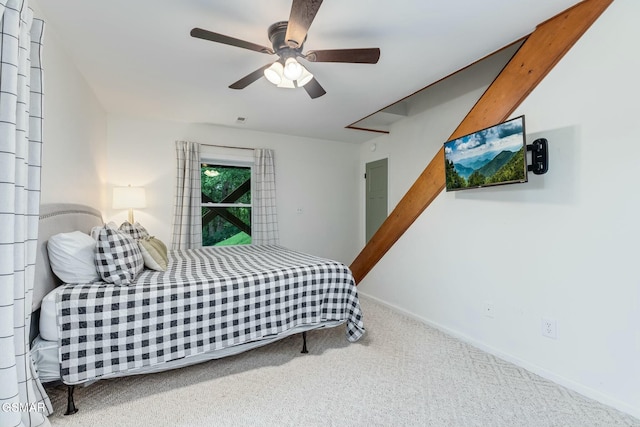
xmin=30 ymin=203 xmax=364 ymax=414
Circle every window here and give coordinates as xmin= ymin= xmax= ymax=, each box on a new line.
xmin=201 ymin=162 xmax=252 ymax=246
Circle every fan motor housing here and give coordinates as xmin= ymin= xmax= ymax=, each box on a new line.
xmin=268 ymin=21 xmax=304 ymax=59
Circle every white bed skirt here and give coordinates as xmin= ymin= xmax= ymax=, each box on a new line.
xmin=32 ymin=319 xmax=343 ymax=384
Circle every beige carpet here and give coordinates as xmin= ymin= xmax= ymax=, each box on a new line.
xmin=44 ymin=296 xmax=639 ymax=427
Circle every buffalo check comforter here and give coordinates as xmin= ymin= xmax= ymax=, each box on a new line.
xmin=56 ymin=245 xmax=364 ymax=384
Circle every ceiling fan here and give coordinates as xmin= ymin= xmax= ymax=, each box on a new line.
xmin=190 ymin=0 xmax=380 ymax=99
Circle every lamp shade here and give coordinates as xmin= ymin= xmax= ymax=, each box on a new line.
xmin=296 ymin=67 xmax=314 ymax=87
xmin=283 ymin=57 xmax=303 ymax=80
xmin=113 ymin=186 xmax=146 ymax=209
xmin=264 ymin=62 xmax=284 ymax=85
xmin=277 ymin=77 xmax=296 ymax=89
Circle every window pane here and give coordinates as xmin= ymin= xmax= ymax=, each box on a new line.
xmin=201 ymin=164 xmax=251 ymax=204
xmin=202 ymin=206 xmax=252 ymax=246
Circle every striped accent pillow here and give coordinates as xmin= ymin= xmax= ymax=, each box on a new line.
xmin=138 ymin=237 xmax=168 ymax=271
xmin=95 ymin=224 xmax=144 ymax=285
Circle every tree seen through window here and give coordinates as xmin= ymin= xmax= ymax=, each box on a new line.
xmin=201 ymin=163 xmax=251 ymax=246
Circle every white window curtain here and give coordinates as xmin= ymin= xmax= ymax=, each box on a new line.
xmin=170 ymin=141 xmax=202 ymax=249
xmin=252 ymin=149 xmax=279 ymax=245
xmin=0 ymin=2 xmax=52 ymax=426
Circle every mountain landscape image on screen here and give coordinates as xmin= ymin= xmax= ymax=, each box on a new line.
xmin=444 ymin=116 xmax=527 ymax=191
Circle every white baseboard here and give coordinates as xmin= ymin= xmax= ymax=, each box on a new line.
xmin=358 ymin=291 xmax=640 ymax=420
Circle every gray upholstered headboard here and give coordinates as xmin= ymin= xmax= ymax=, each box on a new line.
xmin=33 ymin=203 xmax=103 ymax=312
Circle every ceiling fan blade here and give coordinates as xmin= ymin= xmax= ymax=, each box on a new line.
xmin=191 ymin=28 xmax=274 ymax=55
xmin=229 ymin=64 xmax=272 ymax=89
xmin=305 ymin=48 xmax=380 ymax=64
xmin=302 ymin=77 xmax=326 ymax=99
xmin=285 ymin=0 xmax=323 ymax=48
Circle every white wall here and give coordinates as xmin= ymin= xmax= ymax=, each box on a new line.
xmin=105 ymin=116 xmax=361 ymax=264
xmin=35 ymin=8 xmax=108 ymax=209
xmin=357 ymin=0 xmax=640 ymax=417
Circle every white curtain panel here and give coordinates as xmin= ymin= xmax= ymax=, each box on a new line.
xmin=0 ymin=1 xmax=52 ymax=426
xmin=171 ymin=141 xmax=203 ymax=249
xmin=252 ymin=149 xmax=279 ymax=245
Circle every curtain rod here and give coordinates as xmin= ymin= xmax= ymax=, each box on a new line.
xmin=199 ymin=143 xmax=255 ymax=151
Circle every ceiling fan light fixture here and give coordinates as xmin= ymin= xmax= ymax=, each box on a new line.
xmin=283 ymin=57 xmax=303 ymax=80
xmin=296 ymin=67 xmax=313 ymax=87
xmin=191 ymin=1 xmax=381 ymax=99
xmin=264 ymin=61 xmax=284 ymax=85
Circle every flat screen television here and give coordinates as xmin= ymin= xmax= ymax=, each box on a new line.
xmin=444 ymin=115 xmax=527 ymax=191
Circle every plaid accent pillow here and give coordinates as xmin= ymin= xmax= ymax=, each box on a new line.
xmin=118 ymin=221 xmax=150 ymax=240
xmin=95 ymin=224 xmax=144 ymax=285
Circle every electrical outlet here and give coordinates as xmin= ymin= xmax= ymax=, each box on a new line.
xmin=541 ymin=317 xmax=557 ymax=339
xmin=483 ymin=302 xmax=494 ymax=318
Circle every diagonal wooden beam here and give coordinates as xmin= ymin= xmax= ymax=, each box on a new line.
xmin=349 ymin=0 xmax=613 ymax=284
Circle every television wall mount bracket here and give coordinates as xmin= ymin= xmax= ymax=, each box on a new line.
xmin=527 ymin=138 xmax=548 ymax=175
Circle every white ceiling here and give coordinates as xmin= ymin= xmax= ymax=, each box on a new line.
xmin=32 ymin=0 xmax=582 ymax=143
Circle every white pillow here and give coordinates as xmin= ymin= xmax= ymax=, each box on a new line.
xmin=47 ymin=231 xmax=100 ymax=284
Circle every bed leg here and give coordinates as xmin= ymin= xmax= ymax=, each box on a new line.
xmin=301 ymin=331 xmax=309 ymax=354
xmin=64 ymin=385 xmax=78 ymax=415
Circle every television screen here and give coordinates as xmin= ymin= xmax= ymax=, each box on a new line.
xmin=444 ymin=115 xmax=527 ymax=191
